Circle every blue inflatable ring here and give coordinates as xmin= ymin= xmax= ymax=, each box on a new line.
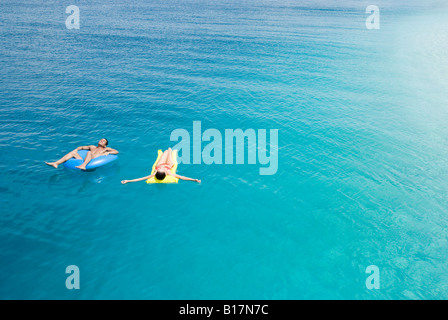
xmin=63 ymin=150 xmax=118 ymax=170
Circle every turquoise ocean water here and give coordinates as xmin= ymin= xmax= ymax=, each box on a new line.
xmin=1 ymin=0 xmax=448 ymax=299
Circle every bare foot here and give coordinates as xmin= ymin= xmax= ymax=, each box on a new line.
xmin=75 ymin=165 xmax=86 ymax=170
xmin=45 ymin=162 xmax=58 ymax=169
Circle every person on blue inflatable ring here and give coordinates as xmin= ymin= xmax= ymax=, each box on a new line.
xmin=45 ymin=138 xmax=119 ymax=170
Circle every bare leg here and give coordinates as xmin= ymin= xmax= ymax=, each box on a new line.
xmin=75 ymin=151 xmax=92 ymax=170
xmin=156 ymin=148 xmax=172 ymax=166
xmin=46 ymin=150 xmax=82 ymax=169
xmin=165 ymin=148 xmax=173 ymax=166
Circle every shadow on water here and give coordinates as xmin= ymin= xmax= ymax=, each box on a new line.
xmin=47 ymin=162 xmax=120 ymax=193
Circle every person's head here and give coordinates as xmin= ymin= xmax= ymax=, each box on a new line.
xmin=98 ymin=138 xmax=109 ymax=147
xmin=155 ymin=170 xmax=166 ymax=181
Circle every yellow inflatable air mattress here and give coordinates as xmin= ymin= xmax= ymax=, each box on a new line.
xmin=146 ymin=149 xmax=179 ymax=184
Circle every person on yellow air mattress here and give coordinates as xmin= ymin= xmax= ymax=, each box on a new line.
xmin=121 ymin=148 xmax=201 ymax=184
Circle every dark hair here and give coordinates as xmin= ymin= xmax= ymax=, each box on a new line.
xmin=155 ymin=170 xmax=166 ymax=181
xmin=104 ymin=138 xmax=109 ymax=146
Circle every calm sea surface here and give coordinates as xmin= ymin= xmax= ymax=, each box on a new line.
xmin=1 ymin=0 xmax=448 ymax=299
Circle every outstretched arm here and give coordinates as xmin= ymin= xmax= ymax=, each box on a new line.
xmin=121 ymin=174 xmax=154 ymax=184
xmin=106 ymin=147 xmax=119 ymax=155
xmin=171 ymin=173 xmax=201 ymax=183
